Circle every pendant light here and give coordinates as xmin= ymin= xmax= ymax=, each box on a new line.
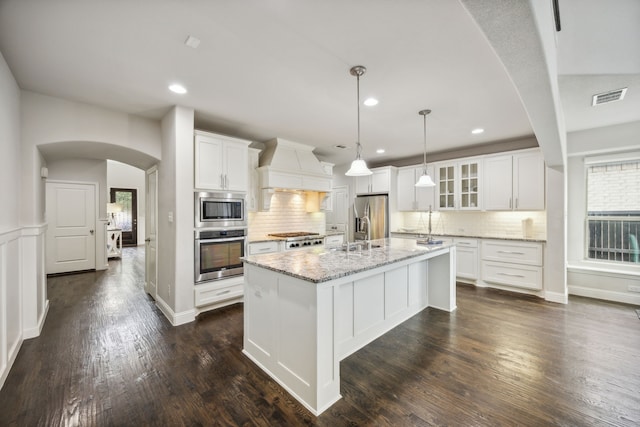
xmin=345 ymin=66 xmax=373 ymax=176
xmin=415 ymin=109 xmax=436 ymax=187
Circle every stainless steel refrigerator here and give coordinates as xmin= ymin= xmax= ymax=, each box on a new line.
xmin=354 ymin=194 xmax=389 ymax=241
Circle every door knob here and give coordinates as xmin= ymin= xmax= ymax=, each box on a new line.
xmin=145 ymin=238 xmax=151 ymax=242
xmin=90 ymin=229 xmax=94 ymax=235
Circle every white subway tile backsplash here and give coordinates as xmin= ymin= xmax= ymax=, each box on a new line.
xmin=398 ymin=210 xmax=547 ymax=240
xmin=248 ymin=192 xmax=326 ymax=239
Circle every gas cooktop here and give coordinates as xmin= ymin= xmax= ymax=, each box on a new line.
xmin=268 ymin=232 xmax=324 ymax=250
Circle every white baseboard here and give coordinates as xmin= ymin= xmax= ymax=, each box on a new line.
xmin=23 ymin=299 xmax=50 ymax=339
xmin=155 ymin=296 xmax=196 ymax=326
xmin=0 ymin=331 xmax=23 ymax=391
xmin=544 ymin=290 xmax=568 ymax=304
xmin=569 ymin=285 xmax=640 ymax=306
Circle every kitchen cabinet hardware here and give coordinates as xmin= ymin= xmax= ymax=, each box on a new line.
xmin=497 ymin=272 xmax=526 ymax=278
xmin=497 ymin=250 xmax=525 ymax=255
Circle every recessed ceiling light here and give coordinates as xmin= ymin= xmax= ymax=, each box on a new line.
xmin=169 ymin=84 xmax=187 ymax=94
xmin=471 ymin=128 xmax=484 ymax=135
xmin=364 ymin=97 xmax=378 ymax=106
xmin=376 ymin=149 xmax=385 ymax=154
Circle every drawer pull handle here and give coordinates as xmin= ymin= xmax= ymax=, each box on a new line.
xmin=457 ymin=242 xmax=471 ymax=245
xmin=258 ymin=248 xmax=271 ymax=252
xmin=497 ymin=272 xmax=525 ymax=278
xmin=216 ymin=289 xmax=231 ymax=296
xmin=497 ymin=250 xmax=525 ymax=255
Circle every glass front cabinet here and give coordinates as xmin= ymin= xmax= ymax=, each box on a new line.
xmin=437 ymin=159 xmax=482 ymax=210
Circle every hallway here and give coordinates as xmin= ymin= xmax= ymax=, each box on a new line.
xmin=1 ymin=247 xmax=639 ymax=426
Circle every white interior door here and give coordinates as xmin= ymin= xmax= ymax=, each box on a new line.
xmin=145 ymin=166 xmax=158 ymax=299
xmin=46 ymin=181 xmax=96 ymax=274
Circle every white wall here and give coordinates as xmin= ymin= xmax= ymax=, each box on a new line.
xmin=107 ymin=160 xmax=146 ymax=245
xmin=156 ymin=106 xmax=195 ymax=325
xmin=0 ymin=51 xmax=47 ymax=391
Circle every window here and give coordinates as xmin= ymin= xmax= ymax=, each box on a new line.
xmin=586 ymin=160 xmax=640 ymax=263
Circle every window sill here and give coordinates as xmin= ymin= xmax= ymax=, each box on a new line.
xmin=567 ymin=261 xmax=640 ymax=278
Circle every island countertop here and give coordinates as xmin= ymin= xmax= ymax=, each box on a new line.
xmin=242 ymin=237 xmax=453 ymax=283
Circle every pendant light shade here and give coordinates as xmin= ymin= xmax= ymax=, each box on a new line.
xmin=415 ymin=109 xmax=436 ymax=187
xmin=345 ymin=66 xmax=372 ymax=177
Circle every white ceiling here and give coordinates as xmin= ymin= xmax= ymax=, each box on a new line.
xmin=0 ymin=0 xmax=638 ymax=167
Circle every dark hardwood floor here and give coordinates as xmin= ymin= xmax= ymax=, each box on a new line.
xmin=1 ymin=247 xmax=639 ymax=426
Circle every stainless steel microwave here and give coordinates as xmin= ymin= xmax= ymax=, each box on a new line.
xmin=194 ymin=191 xmax=246 ymax=228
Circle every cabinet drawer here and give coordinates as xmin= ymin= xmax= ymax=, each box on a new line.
xmin=195 ymin=280 xmax=244 ymax=307
xmin=248 ymin=241 xmax=281 ymax=254
xmin=481 ymin=240 xmax=542 ymax=266
xmin=454 ymin=237 xmax=478 ymax=248
xmin=481 ymin=261 xmax=542 ymax=290
xmin=325 ymin=235 xmax=344 ymax=246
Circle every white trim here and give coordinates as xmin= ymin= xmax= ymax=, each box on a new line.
xmin=23 ymin=300 xmax=49 ymax=339
xmin=544 ymin=290 xmax=568 ymax=304
xmin=569 ymin=285 xmax=640 ymax=306
xmin=155 ymin=296 xmax=196 ymax=326
xmin=567 ymin=263 xmax=640 ymax=278
xmin=583 ymin=150 xmax=640 ymax=165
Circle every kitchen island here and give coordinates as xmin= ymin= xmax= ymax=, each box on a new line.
xmin=242 ymin=238 xmax=456 ymax=415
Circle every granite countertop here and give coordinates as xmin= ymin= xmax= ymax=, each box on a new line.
xmin=390 ymin=230 xmax=546 ymax=243
xmin=243 ymin=237 xmax=453 ymax=283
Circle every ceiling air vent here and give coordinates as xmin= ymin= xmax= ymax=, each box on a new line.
xmin=592 ymin=88 xmax=627 ymax=106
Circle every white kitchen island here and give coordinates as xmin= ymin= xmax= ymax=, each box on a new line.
xmin=242 ymin=238 xmax=456 ymax=415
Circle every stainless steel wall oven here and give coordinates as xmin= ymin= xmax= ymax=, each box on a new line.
xmin=194 ymin=228 xmax=246 ymax=283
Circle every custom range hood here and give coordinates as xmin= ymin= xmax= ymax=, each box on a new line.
xmin=257 ymin=138 xmax=332 ymax=192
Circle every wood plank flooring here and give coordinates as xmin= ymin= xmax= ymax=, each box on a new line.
xmin=1 ymin=247 xmax=639 ymax=426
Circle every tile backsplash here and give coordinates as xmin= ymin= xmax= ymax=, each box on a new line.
xmin=398 ymin=210 xmax=547 ymax=240
xmin=248 ymin=192 xmax=326 ymax=240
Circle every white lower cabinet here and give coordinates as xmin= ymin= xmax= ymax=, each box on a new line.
xmin=248 ymin=240 xmax=282 ymax=254
xmin=325 ymin=234 xmax=344 ymax=246
xmin=480 ymin=240 xmax=543 ymax=291
xmin=454 ymin=238 xmax=478 ymax=282
xmin=195 ymin=275 xmax=244 ymax=310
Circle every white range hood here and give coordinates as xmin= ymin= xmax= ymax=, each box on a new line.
xmin=257 ymin=138 xmax=332 ymax=192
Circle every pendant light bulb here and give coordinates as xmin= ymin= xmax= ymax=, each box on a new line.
xmin=345 ymin=66 xmax=372 ymax=177
xmin=415 ymin=109 xmax=435 ymax=187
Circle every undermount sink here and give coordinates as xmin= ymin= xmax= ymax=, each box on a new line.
xmin=333 ymin=243 xmax=382 ymax=252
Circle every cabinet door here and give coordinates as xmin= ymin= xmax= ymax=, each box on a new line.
xmin=459 ymin=160 xmax=481 ymax=210
xmin=247 ymin=149 xmax=260 ymax=211
xmin=333 ymin=187 xmax=349 ymax=225
xmin=195 ymin=135 xmax=224 ymax=190
xmin=484 ymin=155 xmax=513 ymax=210
xmin=397 ymin=168 xmax=417 ymax=211
xmin=437 ymin=164 xmax=456 ymax=209
xmin=355 ymin=175 xmax=370 ymax=194
xmin=456 ymin=246 xmax=478 ymax=280
xmin=224 ymin=142 xmax=248 ymax=192
xmin=514 ymin=152 xmax=545 ymax=210
xmin=371 ymin=168 xmax=390 ymax=193
xmin=415 ymin=165 xmax=436 ymax=211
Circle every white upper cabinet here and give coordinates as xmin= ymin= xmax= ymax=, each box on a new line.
xmin=194 ymin=130 xmax=250 ymax=192
xmin=484 ymin=149 xmax=545 ymax=211
xmin=355 ymin=167 xmax=395 ymax=194
xmin=247 ymin=148 xmax=261 ymax=212
xmin=436 ymin=158 xmax=482 ymax=210
xmin=397 ymin=165 xmax=436 ymax=211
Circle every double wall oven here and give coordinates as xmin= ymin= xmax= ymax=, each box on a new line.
xmin=194 ymin=192 xmax=247 ymax=284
